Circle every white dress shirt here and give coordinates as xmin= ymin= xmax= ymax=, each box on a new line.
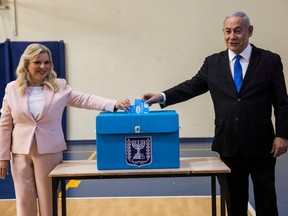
xmin=228 ymin=44 xmax=252 ymax=79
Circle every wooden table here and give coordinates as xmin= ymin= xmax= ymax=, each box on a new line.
xmin=49 ymin=157 xmax=230 ymax=216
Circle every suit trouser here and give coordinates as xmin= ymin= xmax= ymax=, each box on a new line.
xmin=11 ymin=141 xmax=63 ymax=216
xmin=220 ymin=155 xmax=278 ymax=216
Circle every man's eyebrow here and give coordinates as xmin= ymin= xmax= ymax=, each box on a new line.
xmin=234 ymin=26 xmax=242 ymax=30
xmin=224 ymin=26 xmax=242 ymax=31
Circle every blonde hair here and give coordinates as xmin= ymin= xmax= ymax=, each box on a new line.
xmin=16 ymin=43 xmax=59 ymax=95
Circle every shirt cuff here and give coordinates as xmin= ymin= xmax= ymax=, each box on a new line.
xmin=160 ymin=93 xmax=166 ymax=104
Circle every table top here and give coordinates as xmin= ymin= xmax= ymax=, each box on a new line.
xmin=49 ymin=157 xmax=230 ymax=178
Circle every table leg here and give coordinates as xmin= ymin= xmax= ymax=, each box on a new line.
xmin=211 ymin=176 xmax=216 ymax=216
xmin=61 ymin=179 xmax=67 ymax=216
xmin=52 ymin=178 xmax=60 ymax=216
xmin=220 ymin=174 xmax=226 ymax=216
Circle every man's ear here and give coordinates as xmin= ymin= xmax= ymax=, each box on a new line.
xmin=248 ymin=25 xmax=254 ymax=37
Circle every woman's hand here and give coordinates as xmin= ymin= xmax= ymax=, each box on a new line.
xmin=0 ymin=160 xmax=9 ymax=179
xmin=114 ymin=98 xmax=130 ymax=111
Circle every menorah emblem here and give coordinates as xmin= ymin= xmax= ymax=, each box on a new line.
xmin=126 ymin=136 xmax=152 ymax=167
xmin=132 ymin=141 xmax=145 ymax=160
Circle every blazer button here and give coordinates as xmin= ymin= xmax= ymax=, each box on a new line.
xmin=237 ymin=98 xmax=241 ymax=102
xmin=235 ymin=117 xmax=239 ymax=121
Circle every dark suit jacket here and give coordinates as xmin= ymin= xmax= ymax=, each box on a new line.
xmin=162 ymin=45 xmax=288 ymax=157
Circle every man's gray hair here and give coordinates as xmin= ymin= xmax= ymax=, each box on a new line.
xmin=224 ymin=12 xmax=251 ymax=29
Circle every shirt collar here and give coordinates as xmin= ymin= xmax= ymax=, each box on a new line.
xmin=228 ymin=44 xmax=252 ymax=62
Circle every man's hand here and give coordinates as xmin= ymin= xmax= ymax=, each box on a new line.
xmin=271 ymin=137 xmax=288 ymax=158
xmin=142 ymin=93 xmax=164 ymax=105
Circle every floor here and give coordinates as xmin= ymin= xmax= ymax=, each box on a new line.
xmin=0 ymin=140 xmax=287 ymax=215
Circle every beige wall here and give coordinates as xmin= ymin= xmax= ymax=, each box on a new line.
xmin=1 ymin=0 xmax=288 ymax=140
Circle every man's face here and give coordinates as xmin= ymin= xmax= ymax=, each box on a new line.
xmin=223 ymin=16 xmax=253 ymax=54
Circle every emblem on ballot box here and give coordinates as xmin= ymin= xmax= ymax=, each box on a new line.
xmin=125 ymin=136 xmax=152 ymax=167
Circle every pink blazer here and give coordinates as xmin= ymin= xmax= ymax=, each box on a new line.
xmin=0 ymin=79 xmax=117 ymax=160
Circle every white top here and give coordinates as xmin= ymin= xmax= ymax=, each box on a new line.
xmin=28 ymin=87 xmax=44 ymax=119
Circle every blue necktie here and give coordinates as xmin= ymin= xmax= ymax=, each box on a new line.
xmin=234 ymin=55 xmax=242 ymax=92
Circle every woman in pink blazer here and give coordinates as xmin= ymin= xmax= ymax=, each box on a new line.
xmin=0 ymin=43 xmax=130 ymax=216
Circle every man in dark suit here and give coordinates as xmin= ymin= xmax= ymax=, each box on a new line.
xmin=142 ymin=11 xmax=288 ymax=216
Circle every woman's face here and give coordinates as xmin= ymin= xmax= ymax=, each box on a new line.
xmin=27 ymin=52 xmax=51 ymax=86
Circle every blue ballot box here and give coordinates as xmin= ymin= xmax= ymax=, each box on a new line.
xmin=96 ymin=110 xmax=179 ymax=170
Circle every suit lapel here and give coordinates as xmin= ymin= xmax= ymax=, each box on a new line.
xmin=36 ymin=85 xmax=54 ymax=121
xmin=240 ymin=46 xmax=261 ymax=92
xmin=222 ymin=51 xmax=234 ymax=81
xmin=19 ymin=85 xmax=54 ymax=122
xmin=19 ymin=90 xmax=35 ymax=121
xmin=221 ymin=50 xmax=239 ymax=94
xmin=221 ymin=45 xmax=261 ymax=94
